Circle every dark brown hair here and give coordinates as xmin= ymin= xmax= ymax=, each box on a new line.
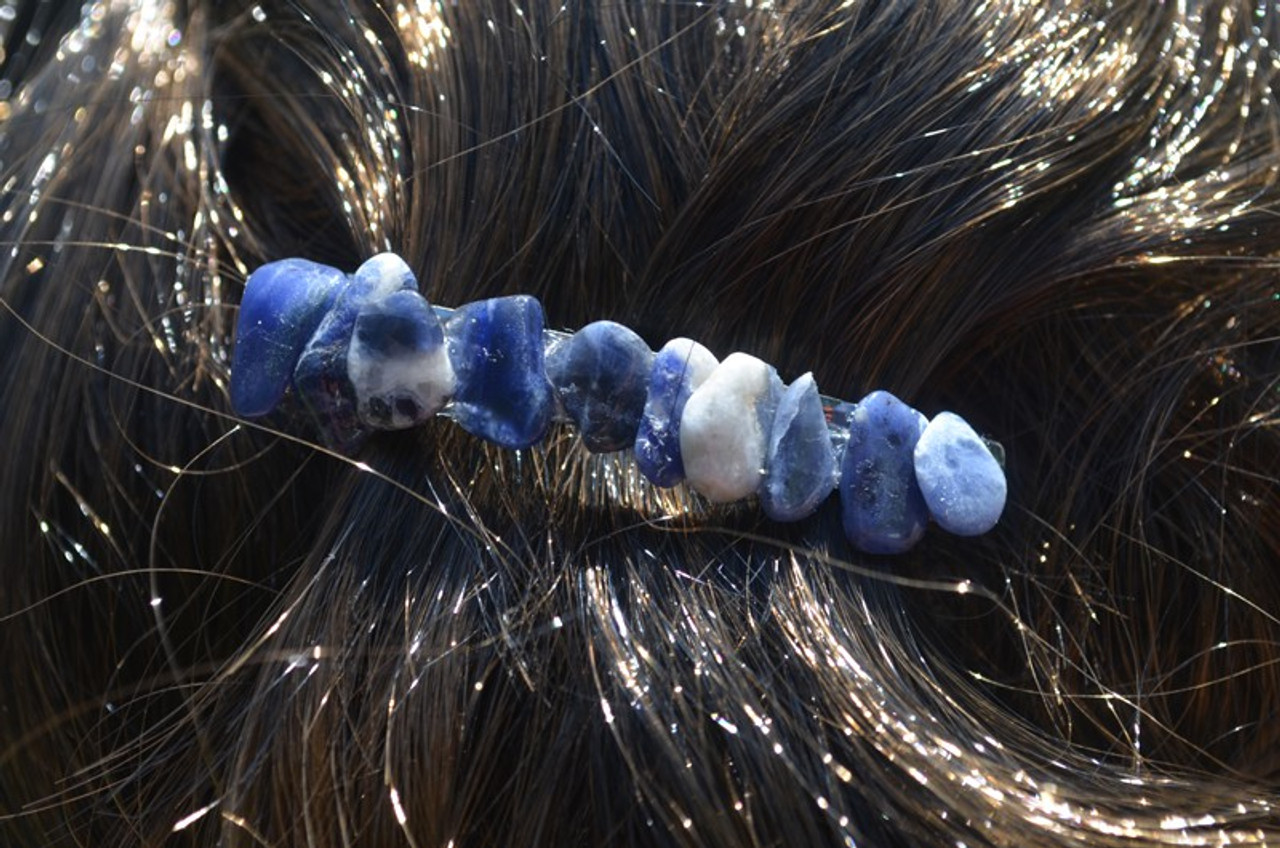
xmin=1 ymin=1 xmax=1278 ymax=845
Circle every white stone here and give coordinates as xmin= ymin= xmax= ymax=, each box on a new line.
xmin=679 ymin=352 xmax=775 ymax=502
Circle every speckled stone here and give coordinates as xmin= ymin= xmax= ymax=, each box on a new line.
xmin=546 ymin=321 xmax=653 ymax=453
xmin=231 ymin=258 xmax=346 ymax=417
xmin=292 ymin=254 xmax=418 ymax=450
xmin=913 ymin=412 xmax=1006 ymax=536
xmin=444 ymin=295 xmax=553 ymax=449
xmin=760 ymin=373 xmax=836 ymax=522
xmin=348 ymin=289 xmax=454 ymax=430
xmin=839 ymin=390 xmax=930 ymax=554
xmin=680 ymin=352 xmax=781 ymax=503
xmin=634 ymin=338 xmax=718 ymax=486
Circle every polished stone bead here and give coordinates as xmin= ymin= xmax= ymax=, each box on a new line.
xmin=349 ymin=289 xmax=455 ymax=430
xmin=680 ymin=352 xmax=782 ymax=503
xmin=353 ymin=251 xmax=418 ymax=294
xmin=546 ymin=321 xmax=653 ymax=453
xmin=839 ymin=390 xmax=930 ymax=554
xmin=445 ymin=295 xmax=553 ymax=449
xmin=760 ymin=373 xmax=836 ymax=522
xmin=292 ymin=254 xmax=419 ymax=450
xmin=913 ymin=412 xmax=1007 ymax=536
xmin=634 ymin=338 xmax=718 ymax=486
xmin=231 ymin=258 xmax=346 ymax=417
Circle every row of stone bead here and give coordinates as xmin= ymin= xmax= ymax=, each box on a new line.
xmin=230 ymin=254 xmax=1007 ymax=554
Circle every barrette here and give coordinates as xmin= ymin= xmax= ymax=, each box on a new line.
xmin=230 ymin=253 xmax=1007 ymax=554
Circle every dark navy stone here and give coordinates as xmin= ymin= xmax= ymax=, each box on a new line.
xmin=231 ymin=259 xmax=346 ymax=417
xmin=291 ymin=254 xmax=419 ymax=451
xmin=546 ymin=321 xmax=653 ymax=453
xmin=913 ymin=412 xmax=1007 ymax=535
xmin=760 ymin=373 xmax=836 ymax=522
xmin=444 ymin=295 xmax=553 ymax=449
xmin=634 ymin=339 xmax=717 ymax=487
xmin=839 ymin=390 xmax=930 ymax=554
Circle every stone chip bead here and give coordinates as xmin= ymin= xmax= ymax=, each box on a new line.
xmin=292 ymin=253 xmax=417 ymax=451
xmin=444 ymin=295 xmax=553 ymax=450
xmin=231 ymin=258 xmax=347 ymax=417
xmin=546 ymin=320 xmax=654 ymax=453
xmin=634 ymin=338 xmax=718 ymax=487
xmin=839 ymin=390 xmax=930 ymax=554
xmin=348 ymin=288 xmax=455 ymax=430
xmin=680 ymin=352 xmax=781 ymax=503
xmin=913 ymin=411 xmax=1007 ymax=536
xmin=760 ymin=373 xmax=836 ymax=522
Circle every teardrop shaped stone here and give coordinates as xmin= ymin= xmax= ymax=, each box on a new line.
xmin=913 ymin=411 xmax=1007 ymax=535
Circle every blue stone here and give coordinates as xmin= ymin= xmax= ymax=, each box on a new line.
xmin=760 ymin=373 xmax=836 ymax=522
xmin=444 ymin=295 xmax=553 ymax=449
xmin=634 ymin=339 xmax=718 ymax=487
xmin=231 ymin=259 xmax=346 ymax=417
xmin=913 ymin=412 xmax=1007 ymax=535
xmin=292 ymin=287 xmax=363 ymax=451
xmin=291 ymin=254 xmax=420 ymax=451
xmin=546 ymin=321 xmax=653 ymax=453
xmin=349 ymin=289 xmax=454 ymax=429
xmin=839 ymin=390 xmax=930 ymax=554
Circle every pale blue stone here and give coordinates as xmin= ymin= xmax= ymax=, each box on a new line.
xmin=634 ymin=339 xmax=718 ymax=486
xmin=445 ymin=295 xmax=553 ymax=449
xmin=913 ymin=412 xmax=1007 ymax=536
xmin=839 ymin=390 xmax=930 ymax=554
xmin=291 ymin=254 xmax=419 ymax=450
xmin=349 ymin=289 xmax=454 ymax=429
xmin=546 ymin=321 xmax=653 ymax=453
xmin=760 ymin=373 xmax=836 ymax=522
xmin=231 ymin=259 xmax=346 ymax=417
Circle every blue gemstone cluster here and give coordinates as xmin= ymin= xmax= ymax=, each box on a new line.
xmin=231 ymin=254 xmax=1008 ymax=553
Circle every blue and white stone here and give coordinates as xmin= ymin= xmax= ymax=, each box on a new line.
xmin=348 ymin=289 xmax=455 ymax=430
xmin=546 ymin=321 xmax=653 ymax=453
xmin=292 ymin=253 xmax=420 ymax=450
xmin=634 ymin=338 xmax=718 ymax=486
xmin=839 ymin=390 xmax=930 ymax=554
xmin=231 ymin=258 xmax=346 ymax=417
xmin=445 ymin=295 xmax=553 ymax=449
xmin=680 ymin=352 xmax=782 ymax=503
xmin=760 ymin=373 xmax=836 ymax=522
xmin=913 ymin=411 xmax=1006 ymax=536
xmin=353 ymin=251 xmax=418 ymax=294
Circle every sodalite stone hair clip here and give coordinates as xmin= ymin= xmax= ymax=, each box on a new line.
xmin=230 ymin=253 xmax=1008 ymax=554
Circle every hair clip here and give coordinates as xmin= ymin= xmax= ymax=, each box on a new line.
xmin=230 ymin=253 xmax=1007 ymax=554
